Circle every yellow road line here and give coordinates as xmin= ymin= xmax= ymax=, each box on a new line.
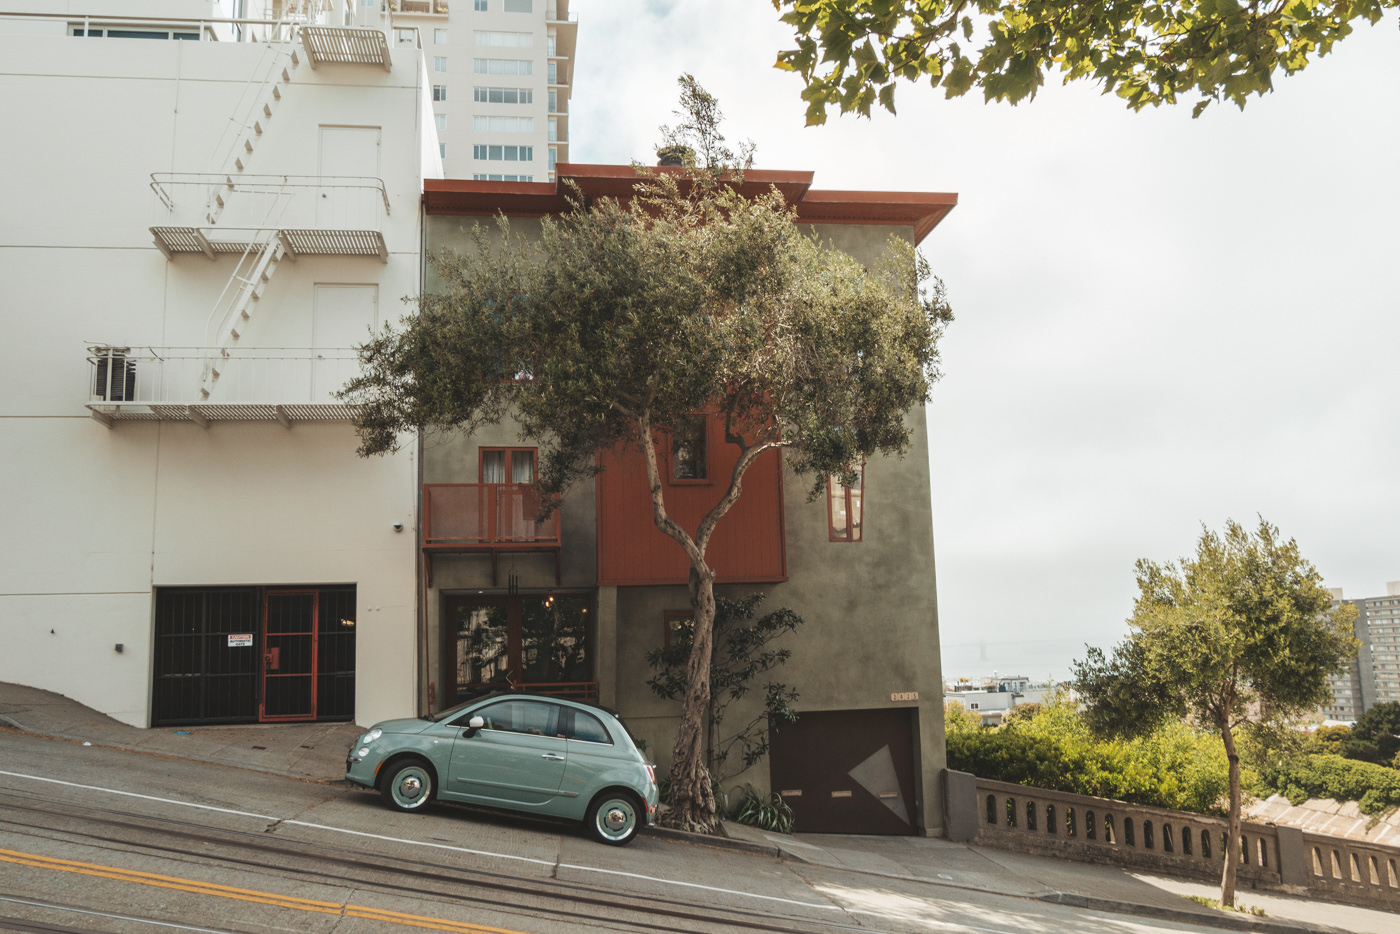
xmin=0 ymin=846 xmax=532 ymax=934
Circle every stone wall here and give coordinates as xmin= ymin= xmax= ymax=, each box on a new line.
xmin=944 ymin=771 xmax=1400 ymax=912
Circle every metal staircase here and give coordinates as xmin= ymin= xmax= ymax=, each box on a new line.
xmin=199 ymin=234 xmax=289 ymax=405
xmin=100 ymin=2 xmax=398 ymax=429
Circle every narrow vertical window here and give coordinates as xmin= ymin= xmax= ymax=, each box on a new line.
xmin=827 ymin=466 xmax=864 ymax=542
xmin=670 ymin=417 xmax=707 ymax=481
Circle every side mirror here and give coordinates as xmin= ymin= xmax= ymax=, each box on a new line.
xmin=462 ymin=715 xmax=485 ymax=737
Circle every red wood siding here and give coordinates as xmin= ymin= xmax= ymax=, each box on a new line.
xmin=596 ymin=432 xmax=787 ymax=586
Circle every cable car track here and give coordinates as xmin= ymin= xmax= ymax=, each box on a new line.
xmin=0 ymin=791 xmax=880 ymax=934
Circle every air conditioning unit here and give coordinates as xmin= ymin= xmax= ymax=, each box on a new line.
xmin=91 ymin=347 xmax=136 ymax=402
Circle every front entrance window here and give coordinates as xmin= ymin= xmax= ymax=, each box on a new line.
xmin=446 ymin=593 xmax=593 ymax=703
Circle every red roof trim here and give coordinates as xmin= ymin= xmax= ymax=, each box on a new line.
xmin=423 ymin=164 xmax=957 ymax=243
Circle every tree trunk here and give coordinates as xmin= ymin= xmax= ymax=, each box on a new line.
xmin=660 ymin=563 xmax=719 ymax=833
xmin=1220 ymin=723 xmax=1242 ymax=907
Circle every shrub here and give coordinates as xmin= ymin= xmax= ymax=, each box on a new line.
xmin=1253 ymin=753 xmax=1400 ymax=813
xmin=945 ymin=699 xmax=1228 ymax=814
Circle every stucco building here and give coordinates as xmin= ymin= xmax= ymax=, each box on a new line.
xmin=418 ymin=168 xmax=958 ymax=834
xmin=0 ymin=0 xmax=435 ymax=729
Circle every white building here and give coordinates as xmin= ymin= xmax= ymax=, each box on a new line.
xmin=0 ymin=0 xmax=437 ymax=728
xmin=390 ymin=0 xmax=575 ymax=180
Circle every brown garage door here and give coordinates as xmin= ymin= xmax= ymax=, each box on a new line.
xmin=769 ymin=707 xmax=918 ymax=835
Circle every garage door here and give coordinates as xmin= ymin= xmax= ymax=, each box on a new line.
xmin=768 ymin=707 xmax=918 ymax=835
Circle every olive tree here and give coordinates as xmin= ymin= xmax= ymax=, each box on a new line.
xmin=341 ymin=170 xmax=951 ymax=834
xmin=1074 ymin=518 xmax=1357 ymax=906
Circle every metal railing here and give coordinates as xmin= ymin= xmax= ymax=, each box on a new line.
xmin=422 ymin=484 xmax=561 ymax=550
xmin=86 ymin=345 xmax=362 ymax=407
xmin=150 ymin=173 xmax=390 ymax=232
xmin=0 ymin=2 xmax=380 ymax=45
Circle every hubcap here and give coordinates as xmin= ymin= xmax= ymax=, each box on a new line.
xmin=399 ymin=775 xmax=423 ymax=799
xmin=604 ymin=806 xmax=628 ymax=832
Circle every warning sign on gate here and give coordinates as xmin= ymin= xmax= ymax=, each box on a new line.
xmin=228 ymin=634 xmax=253 ymax=647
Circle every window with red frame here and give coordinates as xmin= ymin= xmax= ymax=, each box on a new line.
xmin=480 ymin=448 xmax=535 ymax=484
xmin=827 ymin=466 xmax=864 ymax=542
xmin=669 ymin=416 xmax=708 ymax=482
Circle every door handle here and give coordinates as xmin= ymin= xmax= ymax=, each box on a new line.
xmin=541 ymin=753 xmax=565 ymax=761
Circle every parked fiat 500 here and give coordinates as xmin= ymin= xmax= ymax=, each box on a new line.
xmin=345 ymin=694 xmax=658 ymax=845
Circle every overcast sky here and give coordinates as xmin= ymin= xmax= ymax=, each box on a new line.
xmin=569 ymin=2 xmax=1400 ymax=680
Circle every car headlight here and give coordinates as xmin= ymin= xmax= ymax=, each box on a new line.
xmin=361 ymin=728 xmax=382 ymax=744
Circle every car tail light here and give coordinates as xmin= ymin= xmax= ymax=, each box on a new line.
xmin=645 ymin=764 xmax=657 ymax=785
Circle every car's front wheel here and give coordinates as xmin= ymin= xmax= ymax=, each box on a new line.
xmin=586 ymin=791 xmax=641 ymax=846
xmin=381 ymin=758 xmax=434 ymax=813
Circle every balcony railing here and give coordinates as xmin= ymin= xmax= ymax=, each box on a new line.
xmin=85 ymin=345 xmax=362 ymax=426
xmin=423 ymin=484 xmax=560 ymax=550
xmin=388 ymin=0 xmax=449 ymax=14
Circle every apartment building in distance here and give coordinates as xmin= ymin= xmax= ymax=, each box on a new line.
xmin=1323 ymin=582 xmax=1400 ymax=722
xmin=0 ymin=0 xmax=436 ymax=729
xmin=389 ymin=0 xmax=574 ymax=180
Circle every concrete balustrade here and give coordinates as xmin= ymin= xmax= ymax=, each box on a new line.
xmin=944 ymin=770 xmax=1400 ymax=911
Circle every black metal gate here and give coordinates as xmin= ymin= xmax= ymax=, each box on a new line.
xmin=152 ymin=585 xmax=355 ymax=726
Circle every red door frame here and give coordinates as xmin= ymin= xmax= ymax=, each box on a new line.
xmin=260 ymin=589 xmax=319 ymax=722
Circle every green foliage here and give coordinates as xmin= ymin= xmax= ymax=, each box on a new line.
xmin=943 ymin=700 xmax=983 ymax=734
xmin=771 ymin=0 xmax=1397 ymax=124
xmin=646 ymin=594 xmax=803 ymax=781
xmin=656 ymin=74 xmax=755 ymax=176
xmin=946 ymin=699 xmax=1229 ymax=814
xmin=1349 ymin=701 xmax=1400 ymax=765
xmin=1310 ymin=724 xmax=1352 ymax=756
xmin=732 ymin=785 xmax=796 ymax=834
xmin=1253 ymin=752 xmax=1400 ymax=815
xmin=1075 ymin=519 xmax=1359 ymax=739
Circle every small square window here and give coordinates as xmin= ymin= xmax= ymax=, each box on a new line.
xmin=475 ymin=0 xmax=487 ymax=9
xmin=432 ymin=85 xmax=447 ymax=101
xmin=663 ymin=611 xmax=692 ymax=652
xmin=434 ymin=28 xmax=448 ymax=44
xmin=434 ymin=113 xmax=446 ymax=132
xmin=670 ymin=417 xmax=707 ymax=481
xmin=434 ymin=56 xmax=448 ymax=72
xmin=439 ymin=142 xmax=446 ymax=158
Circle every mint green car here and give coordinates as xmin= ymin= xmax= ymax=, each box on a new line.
xmin=345 ymin=694 xmax=658 ymax=845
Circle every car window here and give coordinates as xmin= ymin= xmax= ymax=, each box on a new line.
xmin=567 ymin=709 xmax=613 ymax=745
xmin=472 ymin=699 xmax=561 ymax=737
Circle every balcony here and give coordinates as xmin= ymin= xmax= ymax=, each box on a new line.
xmin=85 ymin=345 xmax=362 ymax=427
xmin=423 ymin=483 xmax=562 ymax=584
xmin=149 ymin=174 xmax=390 ymax=262
xmin=388 ymin=0 xmax=449 ymax=15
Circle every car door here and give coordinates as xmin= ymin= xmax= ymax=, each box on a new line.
xmin=446 ymin=698 xmax=568 ymax=808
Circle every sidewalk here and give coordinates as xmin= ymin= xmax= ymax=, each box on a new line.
xmin=2 ymin=682 xmax=1393 ymax=933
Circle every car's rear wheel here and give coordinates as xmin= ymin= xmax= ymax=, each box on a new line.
xmin=381 ymin=758 xmax=434 ymax=812
xmin=586 ymin=791 xmax=641 ymax=846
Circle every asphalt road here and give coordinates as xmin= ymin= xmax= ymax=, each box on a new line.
xmin=0 ymin=731 xmax=1259 ymax=934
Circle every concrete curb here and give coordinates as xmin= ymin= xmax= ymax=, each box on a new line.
xmin=640 ymin=824 xmax=788 ymax=859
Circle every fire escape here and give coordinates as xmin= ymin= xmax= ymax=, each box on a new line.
xmin=88 ymin=1 xmax=396 ymax=428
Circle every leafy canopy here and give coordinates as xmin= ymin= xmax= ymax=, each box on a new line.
xmin=342 ymin=175 xmax=952 ymax=506
xmin=773 ymin=0 xmax=1397 ymax=124
xmin=1074 ymin=518 xmax=1358 ymax=738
